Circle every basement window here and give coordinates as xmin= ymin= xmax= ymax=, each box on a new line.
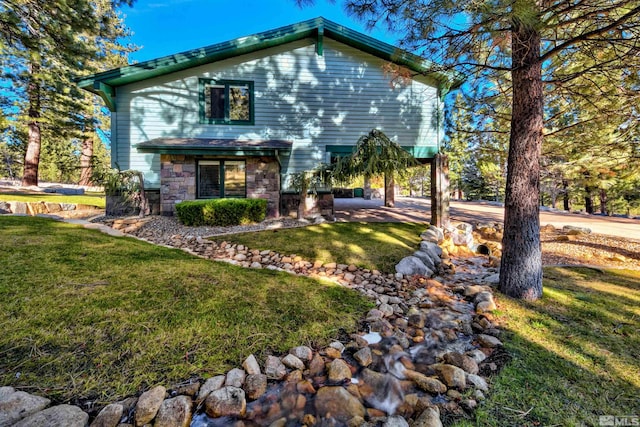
xmin=200 ymin=79 xmax=254 ymax=125
xmin=197 ymin=160 xmax=246 ymax=198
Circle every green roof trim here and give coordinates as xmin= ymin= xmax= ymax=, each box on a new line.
xmin=326 ymin=144 xmax=439 ymax=159
xmin=76 ymin=17 xmax=464 ymax=111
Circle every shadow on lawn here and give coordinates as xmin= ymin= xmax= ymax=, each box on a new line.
xmin=465 ymin=267 xmax=640 ymax=426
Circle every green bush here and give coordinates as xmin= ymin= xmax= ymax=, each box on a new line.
xmin=175 ymin=198 xmax=267 ymax=226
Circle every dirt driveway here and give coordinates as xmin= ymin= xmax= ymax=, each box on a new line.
xmin=334 ymin=196 xmax=640 ymax=240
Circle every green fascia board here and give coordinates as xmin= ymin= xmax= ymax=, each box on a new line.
xmin=76 ymin=17 xmax=463 ymax=110
xmin=326 ymin=144 xmax=438 ymax=159
xmin=136 ymin=145 xmax=290 ymax=157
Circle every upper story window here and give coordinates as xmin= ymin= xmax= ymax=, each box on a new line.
xmin=200 ymin=78 xmax=254 ymax=125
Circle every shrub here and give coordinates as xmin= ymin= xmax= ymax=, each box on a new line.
xmin=175 ymin=198 xmax=267 ymax=226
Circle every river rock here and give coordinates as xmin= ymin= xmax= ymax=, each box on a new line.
xmin=420 ymin=227 xmax=444 ymax=244
xmin=204 ymin=386 xmax=246 ymax=418
xmin=328 ymin=358 xmax=352 ymax=382
xmin=466 ymin=373 xmax=489 ymax=392
xmin=476 ymin=334 xmax=503 ymax=348
xmin=563 ymin=225 xmax=591 ymax=235
xmin=196 ymin=375 xmax=225 ymax=403
xmin=314 ymin=386 xmax=365 ymax=422
xmin=405 ymin=370 xmax=447 ymax=394
xmin=265 ymin=355 xmax=287 ymax=380
xmin=413 ymin=250 xmax=437 ymax=271
xmin=242 ymin=354 xmax=261 ymax=376
xmin=289 ymin=346 xmax=313 ymax=361
xmin=13 ymin=404 xmax=88 ymax=427
xmin=154 ymin=396 xmax=192 ymax=427
xmin=0 ymin=388 xmax=51 ymax=426
xmin=282 ymin=354 xmax=305 ymax=371
xmin=443 ymin=352 xmax=479 ymax=375
xmin=419 ymin=241 xmax=443 ymax=260
xmin=384 ymin=415 xmax=410 ymax=427
xmin=226 ymin=368 xmax=246 ymax=388
xmin=433 ymin=364 xmax=466 ymax=389
xmin=244 ymin=374 xmax=268 ymax=400
xmin=353 ymin=347 xmax=373 ymax=367
xmin=134 ymin=385 xmax=166 ymax=426
xmin=414 ymin=406 xmax=443 ymax=427
xmin=90 ymin=403 xmax=123 ymax=427
xmin=395 ymin=256 xmax=433 ymax=277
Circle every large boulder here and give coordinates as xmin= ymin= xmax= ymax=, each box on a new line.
xmin=395 ymin=256 xmax=433 ymax=277
xmin=420 ymin=226 xmax=444 ymax=244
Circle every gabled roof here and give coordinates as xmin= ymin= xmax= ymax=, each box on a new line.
xmin=77 ymin=17 xmax=463 ymax=111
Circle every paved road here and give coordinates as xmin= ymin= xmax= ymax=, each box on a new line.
xmin=334 ymin=196 xmax=640 ymax=240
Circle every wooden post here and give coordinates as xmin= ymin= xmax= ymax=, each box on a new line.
xmin=431 ymin=154 xmax=450 ymax=227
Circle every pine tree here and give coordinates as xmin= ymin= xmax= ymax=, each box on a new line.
xmin=0 ymin=0 xmax=135 ymax=185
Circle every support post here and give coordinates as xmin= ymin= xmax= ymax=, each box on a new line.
xmin=430 ymin=154 xmax=450 ymax=227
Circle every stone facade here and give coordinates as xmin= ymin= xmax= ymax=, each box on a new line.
xmin=280 ymin=192 xmax=334 ymax=219
xmin=159 ymin=155 xmax=280 ymax=217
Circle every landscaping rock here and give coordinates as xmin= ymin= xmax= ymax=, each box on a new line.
xmin=328 ymin=358 xmax=352 ymax=382
xmin=90 ymin=403 xmax=123 ymax=427
xmin=433 ymin=364 xmax=466 ymax=389
xmin=196 ymin=375 xmax=225 ymax=403
xmin=405 ymin=370 xmax=447 ymax=394
xmin=0 ymin=388 xmax=51 ymax=427
xmin=154 ymin=396 xmax=192 ymax=427
xmin=414 ymin=406 xmax=442 ymax=427
xmin=443 ymin=352 xmax=479 ymax=375
xmin=419 ymin=241 xmax=443 ymax=262
xmin=282 ymin=354 xmax=305 ymax=371
xmin=420 ymin=226 xmax=444 ymax=244
xmin=353 ymin=347 xmax=373 ymax=367
xmin=384 ymin=415 xmax=410 ymax=427
xmin=225 ymin=368 xmax=246 ymax=388
xmin=395 ymin=256 xmax=433 ymax=277
xmin=265 ymin=355 xmax=287 ymax=380
xmin=289 ymin=346 xmax=313 ymax=361
xmin=314 ymin=386 xmax=365 ymax=422
xmin=244 ymin=374 xmax=268 ymax=400
xmin=13 ymin=404 xmax=88 ymax=427
xmin=134 ymin=385 xmax=166 ymax=426
xmin=476 ymin=334 xmax=503 ymax=348
xmin=204 ymin=386 xmax=246 ymax=418
xmin=466 ymin=374 xmax=489 ymax=392
xmin=563 ymin=225 xmax=591 ymax=235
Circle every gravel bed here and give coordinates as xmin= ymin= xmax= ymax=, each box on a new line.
xmin=92 ymin=215 xmax=320 ymax=239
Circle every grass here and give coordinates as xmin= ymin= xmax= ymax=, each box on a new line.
xmin=454 ymin=267 xmax=640 ymax=426
xmin=0 ymin=216 xmax=372 ymax=403
xmin=0 ymin=192 xmax=105 ymax=208
xmin=212 ymin=222 xmax=426 ymax=272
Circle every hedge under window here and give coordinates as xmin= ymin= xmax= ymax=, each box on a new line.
xmin=197 ymin=160 xmax=246 ymax=198
xmin=200 ymin=79 xmax=254 ymax=124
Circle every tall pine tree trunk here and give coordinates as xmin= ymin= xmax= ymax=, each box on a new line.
xmin=79 ymin=137 xmax=94 ymax=186
xmin=599 ymin=188 xmax=607 ymax=215
xmin=562 ymin=179 xmax=570 ymax=211
xmin=499 ymin=9 xmax=543 ymax=300
xmin=585 ymin=185 xmax=595 ymax=214
xmin=22 ymin=62 xmax=41 ymax=186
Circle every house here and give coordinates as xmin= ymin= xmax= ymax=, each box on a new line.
xmin=77 ymin=17 xmax=461 ymax=219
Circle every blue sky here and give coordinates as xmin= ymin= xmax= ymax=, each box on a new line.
xmin=121 ymin=0 xmax=398 ymax=62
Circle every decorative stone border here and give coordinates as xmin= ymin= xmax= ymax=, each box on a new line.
xmin=0 ymin=201 xmax=100 ymax=216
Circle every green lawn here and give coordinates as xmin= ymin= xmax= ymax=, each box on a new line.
xmin=0 ymin=192 xmax=105 ymax=208
xmin=454 ymin=267 xmax=640 ymax=426
xmin=213 ymin=222 xmax=426 ymax=272
xmin=0 ymin=217 xmax=372 ymax=403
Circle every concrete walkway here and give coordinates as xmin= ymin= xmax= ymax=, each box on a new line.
xmin=335 ymin=196 xmax=640 ymax=240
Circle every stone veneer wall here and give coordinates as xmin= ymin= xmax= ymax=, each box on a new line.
xmin=160 ymin=154 xmax=280 ymax=217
